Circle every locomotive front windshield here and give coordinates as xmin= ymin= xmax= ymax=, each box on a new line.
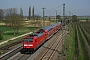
xmin=24 ymin=38 xmax=33 ymax=42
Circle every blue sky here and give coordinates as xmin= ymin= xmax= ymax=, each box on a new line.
xmin=0 ymin=0 xmax=90 ymax=16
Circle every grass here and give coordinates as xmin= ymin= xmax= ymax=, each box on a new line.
xmin=0 ymin=21 xmax=55 ymax=43
xmin=0 ymin=26 xmax=41 ymax=42
xmin=66 ymin=22 xmax=89 ymax=60
xmin=0 ymin=20 xmax=4 ymax=23
xmin=79 ymin=23 xmax=90 ymax=46
xmin=64 ymin=22 xmax=86 ymax=60
xmin=77 ymin=18 xmax=90 ymax=20
xmin=65 ymin=23 xmax=76 ymax=60
xmin=0 ymin=35 xmax=23 ymax=48
xmin=0 ymin=25 xmax=13 ymax=32
xmin=67 ymin=22 xmax=88 ymax=60
xmin=58 ymin=23 xmax=76 ymax=60
xmin=76 ymin=23 xmax=85 ymax=60
xmin=78 ymin=23 xmax=89 ymax=60
xmin=50 ymin=20 xmax=56 ymax=22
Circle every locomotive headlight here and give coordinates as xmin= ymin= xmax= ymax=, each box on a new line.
xmin=24 ymin=44 xmax=28 ymax=46
xmin=24 ymin=44 xmax=33 ymax=46
xmin=28 ymin=44 xmax=33 ymax=46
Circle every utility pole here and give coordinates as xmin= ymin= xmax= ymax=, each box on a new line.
xmin=55 ymin=10 xmax=57 ymax=23
xmin=71 ymin=13 xmax=73 ymax=23
xmin=69 ymin=11 xmax=71 ymax=23
xmin=42 ymin=8 xmax=46 ymax=27
xmin=62 ymin=3 xmax=66 ymax=58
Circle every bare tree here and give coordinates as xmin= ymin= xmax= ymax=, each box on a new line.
xmin=4 ymin=8 xmax=16 ymax=26
xmin=4 ymin=8 xmax=24 ymax=35
xmin=0 ymin=29 xmax=3 ymax=40
xmin=0 ymin=9 xmax=4 ymax=20
xmin=72 ymin=15 xmax=77 ymax=22
xmin=56 ymin=15 xmax=62 ymax=22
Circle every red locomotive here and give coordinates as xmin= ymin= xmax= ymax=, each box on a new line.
xmin=22 ymin=22 xmax=61 ymax=52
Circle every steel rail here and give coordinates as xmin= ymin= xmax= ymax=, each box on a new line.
xmin=0 ymin=45 xmax=22 ymax=60
xmin=39 ymin=31 xmax=62 ymax=60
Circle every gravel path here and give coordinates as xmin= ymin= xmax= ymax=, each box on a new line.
xmin=0 ymin=32 xmax=32 ymax=45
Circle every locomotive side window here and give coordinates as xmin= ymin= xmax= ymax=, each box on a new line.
xmin=24 ymin=38 xmax=33 ymax=42
xmin=38 ymin=29 xmax=44 ymax=33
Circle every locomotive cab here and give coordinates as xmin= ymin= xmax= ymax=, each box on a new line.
xmin=23 ymin=36 xmax=35 ymax=51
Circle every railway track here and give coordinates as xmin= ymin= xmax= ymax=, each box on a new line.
xmin=0 ymin=40 xmax=22 ymax=56
xmin=7 ymin=48 xmax=32 ymax=60
xmin=34 ymin=30 xmax=62 ymax=60
xmin=0 ymin=32 xmax=32 ymax=57
xmin=39 ymin=33 xmax=62 ymax=60
xmin=8 ymin=53 xmax=31 ymax=60
xmin=1 ymin=29 xmax=62 ymax=60
xmin=0 ymin=45 xmax=22 ymax=60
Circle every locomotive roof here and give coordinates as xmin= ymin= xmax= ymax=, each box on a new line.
xmin=39 ymin=22 xmax=61 ymax=31
xmin=29 ymin=32 xmax=43 ymax=38
xmin=25 ymin=22 xmax=61 ymax=39
xmin=30 ymin=33 xmax=38 ymax=36
xmin=42 ymin=26 xmax=52 ymax=31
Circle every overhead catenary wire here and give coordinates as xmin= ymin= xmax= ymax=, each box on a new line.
xmin=35 ymin=4 xmax=62 ymax=16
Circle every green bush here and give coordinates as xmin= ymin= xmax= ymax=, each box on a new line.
xmin=0 ymin=34 xmax=3 ymax=40
xmin=0 ymin=30 xmax=3 ymax=40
